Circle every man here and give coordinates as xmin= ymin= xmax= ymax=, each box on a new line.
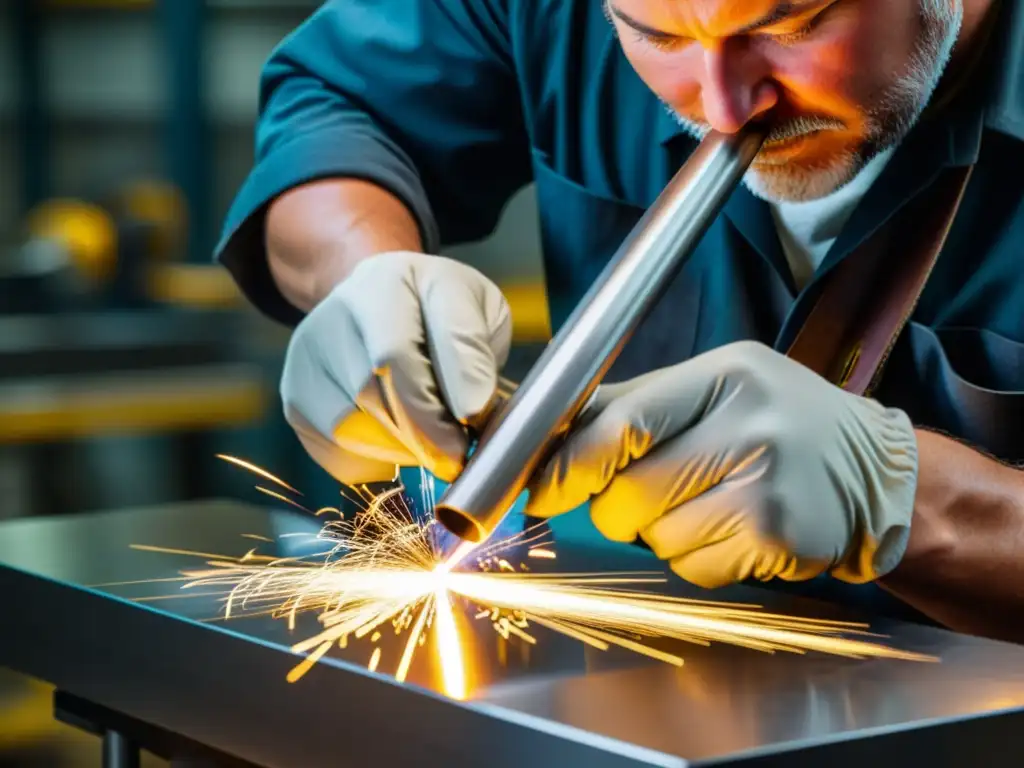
xmin=217 ymin=0 xmax=1024 ymax=643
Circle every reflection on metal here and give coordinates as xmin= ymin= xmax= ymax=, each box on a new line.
xmin=132 ymin=461 xmax=932 ymax=715
xmin=2 ymin=501 xmax=1024 ymax=767
xmin=436 ymin=128 xmax=767 ymax=545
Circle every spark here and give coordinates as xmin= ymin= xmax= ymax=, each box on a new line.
xmin=527 ymin=548 xmax=556 ymax=560
xmin=133 ymin=458 xmax=937 ymax=702
xmin=395 ymin=601 xmax=432 ymax=683
xmin=255 ymin=486 xmax=312 ymax=514
xmin=215 ymin=454 xmax=302 ymax=495
xmin=241 ymin=534 xmax=274 ymax=543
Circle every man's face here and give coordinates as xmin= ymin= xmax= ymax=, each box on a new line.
xmin=607 ymin=0 xmax=963 ymax=201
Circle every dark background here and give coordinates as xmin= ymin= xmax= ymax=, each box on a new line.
xmin=0 ymin=1 xmax=549 ymax=764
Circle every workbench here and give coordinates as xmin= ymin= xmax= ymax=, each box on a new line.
xmin=0 ymin=500 xmax=1022 ymax=767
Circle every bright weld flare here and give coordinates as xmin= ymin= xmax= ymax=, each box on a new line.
xmin=445 ymin=574 xmax=933 ymax=661
xmin=433 ymin=568 xmax=467 ymax=700
xmin=528 ymin=548 xmax=556 ymax=559
xmin=136 ymin=460 xmax=937 ymax=700
xmin=439 ymin=540 xmax=477 ymax=574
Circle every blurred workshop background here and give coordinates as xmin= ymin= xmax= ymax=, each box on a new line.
xmin=0 ymin=1 xmax=548 ymax=764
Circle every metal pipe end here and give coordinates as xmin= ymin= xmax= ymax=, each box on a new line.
xmin=435 ymin=502 xmax=488 ymax=543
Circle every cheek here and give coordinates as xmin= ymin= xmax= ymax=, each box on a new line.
xmin=852 ymin=0 xmax=923 ymax=68
xmin=768 ymin=39 xmax=865 ymax=120
xmin=619 ymin=41 xmax=705 ymax=112
xmin=618 ymin=0 xmax=920 ymax=130
xmin=772 ymin=1 xmax=920 ymax=112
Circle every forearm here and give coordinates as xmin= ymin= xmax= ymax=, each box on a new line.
xmin=265 ymin=178 xmax=423 ymax=312
xmin=879 ymin=428 xmax=1024 ymax=642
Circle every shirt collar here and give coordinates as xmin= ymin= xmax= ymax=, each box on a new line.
xmin=656 ymin=0 xmax=1024 ymax=148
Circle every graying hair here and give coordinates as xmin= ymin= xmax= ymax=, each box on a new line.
xmin=922 ymin=0 xmax=962 ymax=24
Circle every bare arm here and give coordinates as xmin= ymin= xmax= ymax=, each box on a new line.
xmin=879 ymin=428 xmax=1024 ymax=643
xmin=217 ymin=0 xmax=529 ymax=325
xmin=265 ymin=179 xmax=423 ymax=313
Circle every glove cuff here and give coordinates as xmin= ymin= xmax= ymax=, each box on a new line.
xmin=832 ymin=402 xmax=919 ymax=584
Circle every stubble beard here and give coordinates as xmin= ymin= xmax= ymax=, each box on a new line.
xmin=667 ymin=1 xmax=964 ymax=203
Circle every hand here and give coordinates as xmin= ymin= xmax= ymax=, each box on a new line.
xmin=280 ymin=251 xmax=512 ymax=485
xmin=526 ymin=341 xmax=919 ymax=587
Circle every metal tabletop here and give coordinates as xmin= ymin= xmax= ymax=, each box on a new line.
xmin=0 ymin=500 xmax=1022 ymax=767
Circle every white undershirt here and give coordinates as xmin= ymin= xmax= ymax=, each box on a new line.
xmin=770 ymin=147 xmax=896 ymax=291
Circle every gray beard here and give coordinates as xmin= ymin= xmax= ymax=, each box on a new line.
xmin=666 ymin=2 xmax=964 ymax=202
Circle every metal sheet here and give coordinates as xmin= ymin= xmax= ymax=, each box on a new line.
xmin=1 ymin=501 xmax=1023 ymax=767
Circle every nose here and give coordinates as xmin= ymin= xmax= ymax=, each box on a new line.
xmin=700 ymin=39 xmax=778 ymax=134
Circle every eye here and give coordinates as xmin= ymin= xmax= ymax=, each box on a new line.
xmin=633 ymin=30 xmax=688 ymax=53
xmin=760 ymin=4 xmax=834 ymax=47
xmin=765 ymin=22 xmax=814 ymax=46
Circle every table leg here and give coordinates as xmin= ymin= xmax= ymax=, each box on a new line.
xmin=102 ymin=730 xmax=140 ymax=768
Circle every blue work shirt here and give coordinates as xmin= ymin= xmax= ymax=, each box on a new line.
xmin=216 ymin=0 xmax=1024 ymax=622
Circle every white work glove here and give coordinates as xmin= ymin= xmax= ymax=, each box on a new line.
xmin=280 ymin=251 xmax=512 ymax=485
xmin=526 ymin=340 xmax=919 ymax=587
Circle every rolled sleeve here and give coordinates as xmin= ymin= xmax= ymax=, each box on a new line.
xmin=215 ymin=0 xmax=532 ymax=325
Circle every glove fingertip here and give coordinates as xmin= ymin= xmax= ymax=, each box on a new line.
xmin=448 ymin=370 xmax=501 ymax=427
xmin=429 ymin=454 xmax=465 ymax=485
xmin=669 ymin=559 xmax=729 ymax=590
xmin=591 ymin=503 xmax=642 ymax=544
xmin=523 ymin=478 xmax=566 ymax=519
xmin=522 ymin=492 xmax=555 ymax=519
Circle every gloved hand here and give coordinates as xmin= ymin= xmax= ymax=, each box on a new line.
xmin=526 ymin=340 xmax=919 ymax=587
xmin=280 ymin=251 xmax=512 ymax=485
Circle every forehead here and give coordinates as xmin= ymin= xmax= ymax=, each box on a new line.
xmin=614 ymin=0 xmax=803 ymax=33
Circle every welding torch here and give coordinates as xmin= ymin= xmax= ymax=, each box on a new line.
xmin=435 ymin=127 xmax=767 ymax=558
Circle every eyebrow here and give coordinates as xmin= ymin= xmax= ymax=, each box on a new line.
xmin=606 ymin=1 xmax=829 ymax=38
xmin=736 ymin=2 xmax=829 ymax=33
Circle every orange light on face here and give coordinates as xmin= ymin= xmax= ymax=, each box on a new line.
xmin=611 ymin=0 xmax=924 ymax=202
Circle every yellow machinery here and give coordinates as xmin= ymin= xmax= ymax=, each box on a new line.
xmin=6 ymin=178 xmax=233 ymax=312
xmin=0 ymin=179 xmax=269 ymax=517
xmin=9 ymin=179 xmax=552 ymax=336
xmin=0 ymin=176 xmax=553 ymax=520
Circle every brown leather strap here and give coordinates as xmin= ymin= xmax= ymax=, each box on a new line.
xmin=785 ymin=165 xmax=974 ymax=397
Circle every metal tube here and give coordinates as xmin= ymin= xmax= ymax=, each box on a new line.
xmin=103 ymin=730 xmax=140 ymax=768
xmin=435 ymin=128 xmax=766 ymax=545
